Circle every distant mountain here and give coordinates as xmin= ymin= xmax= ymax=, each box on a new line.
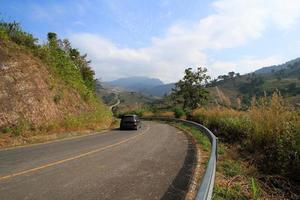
xmin=105 ymin=77 xmax=175 ymax=97
xmin=145 ymin=83 xmax=175 ymax=97
xmin=254 ymin=57 xmax=300 ymax=74
xmin=105 ymin=76 xmax=164 ymax=92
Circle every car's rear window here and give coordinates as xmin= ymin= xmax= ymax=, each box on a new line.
xmin=122 ymin=116 xmax=135 ymax=122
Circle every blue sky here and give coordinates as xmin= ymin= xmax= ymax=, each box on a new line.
xmin=1 ymin=0 xmax=300 ymax=83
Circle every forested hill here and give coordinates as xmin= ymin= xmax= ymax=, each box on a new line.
xmin=254 ymin=57 xmax=300 ymax=74
xmin=208 ymin=58 xmax=300 ymax=107
xmin=0 ymin=21 xmax=112 ymax=141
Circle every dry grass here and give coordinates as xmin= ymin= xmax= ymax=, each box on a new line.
xmin=156 ymin=111 xmax=175 ymax=118
xmin=142 ymin=111 xmax=154 ymax=117
xmin=192 ymin=92 xmax=300 ymax=184
xmin=0 ymin=111 xmax=113 ymax=148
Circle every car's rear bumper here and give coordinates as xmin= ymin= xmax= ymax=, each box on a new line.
xmin=120 ymin=124 xmax=138 ymax=130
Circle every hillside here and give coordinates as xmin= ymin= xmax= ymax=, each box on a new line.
xmin=209 ymin=58 xmax=300 ymax=107
xmin=96 ymin=81 xmax=156 ymax=114
xmin=0 ymin=22 xmax=112 ymax=145
xmin=254 ymin=57 xmax=300 ymax=74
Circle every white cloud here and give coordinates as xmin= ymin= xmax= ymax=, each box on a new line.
xmin=70 ymin=0 xmax=300 ymax=83
xmin=210 ymin=56 xmax=283 ymax=77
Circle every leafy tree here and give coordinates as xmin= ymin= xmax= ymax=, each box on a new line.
xmin=239 ymin=75 xmax=264 ymax=96
xmin=173 ymin=107 xmax=185 ymax=118
xmin=47 ymin=32 xmax=58 ymax=48
xmin=287 ymin=82 xmax=296 ymax=92
xmin=228 ymin=71 xmax=235 ymax=79
xmin=208 ymin=78 xmax=218 ymax=87
xmin=275 ymin=69 xmax=285 ymax=81
xmin=68 ymin=48 xmax=96 ymax=91
xmin=172 ymin=67 xmax=210 ymax=111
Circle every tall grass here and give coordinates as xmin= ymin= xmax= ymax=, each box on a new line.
xmin=192 ymin=92 xmax=300 ymax=182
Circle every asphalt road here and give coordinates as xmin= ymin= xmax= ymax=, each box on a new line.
xmin=0 ymin=121 xmax=195 ymax=200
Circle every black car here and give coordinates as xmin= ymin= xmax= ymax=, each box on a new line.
xmin=120 ymin=115 xmax=141 ymax=130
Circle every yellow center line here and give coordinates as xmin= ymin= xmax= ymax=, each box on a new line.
xmin=0 ymin=125 xmax=150 ymax=181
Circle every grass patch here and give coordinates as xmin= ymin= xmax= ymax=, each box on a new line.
xmin=213 ymin=143 xmax=263 ymax=200
xmin=171 ymin=122 xmax=211 ymax=152
xmin=213 ymin=184 xmax=248 ymax=200
xmin=220 ymin=159 xmax=242 ymax=177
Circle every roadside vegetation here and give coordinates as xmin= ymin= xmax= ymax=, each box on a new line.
xmin=0 ymin=20 xmax=112 ymax=144
xmin=122 ymin=67 xmax=300 ymax=198
xmin=192 ymin=93 xmax=300 ymax=185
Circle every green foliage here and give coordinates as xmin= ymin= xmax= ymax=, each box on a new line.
xmin=118 ymin=107 xmax=151 ymax=117
xmin=68 ymin=47 xmax=96 ymax=91
xmin=2 ymin=127 xmax=12 ymax=134
xmin=53 ymin=92 xmax=63 ymax=104
xmin=102 ymin=93 xmax=117 ymax=105
xmin=0 ymin=21 xmax=37 ymax=48
xmin=0 ymin=19 xmax=112 ymax=136
xmin=0 ymin=29 xmax=8 ymax=40
xmin=1 ymin=20 xmax=98 ymax=102
xmin=213 ymin=185 xmax=248 ymax=200
xmin=12 ymin=118 xmax=29 ymax=136
xmin=221 ymin=160 xmax=242 ymax=177
xmin=173 ymin=107 xmax=185 ymax=118
xmin=239 ymin=74 xmax=265 ymax=96
xmin=172 ymin=67 xmax=210 ymax=111
xmin=173 ymin=123 xmax=211 ymax=152
xmin=215 ymin=117 xmax=249 ymax=142
xmin=192 ymin=93 xmax=300 ymax=182
xmin=31 ymin=32 xmax=98 ymax=103
xmin=250 ymin=178 xmax=261 ymax=200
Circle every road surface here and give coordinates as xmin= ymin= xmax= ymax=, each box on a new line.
xmin=0 ymin=121 xmax=196 ymax=200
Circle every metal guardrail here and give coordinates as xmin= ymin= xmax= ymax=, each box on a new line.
xmin=141 ymin=117 xmax=217 ymax=200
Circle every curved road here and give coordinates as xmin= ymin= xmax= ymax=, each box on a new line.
xmin=0 ymin=121 xmax=195 ymax=200
xmin=109 ymin=98 xmax=120 ymax=111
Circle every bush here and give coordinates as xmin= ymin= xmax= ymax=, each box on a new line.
xmin=173 ymin=107 xmax=185 ymax=118
xmin=0 ymin=21 xmax=37 ymax=49
xmin=0 ymin=29 xmax=8 ymax=40
xmin=221 ymin=160 xmax=242 ymax=177
xmin=192 ymin=92 xmax=300 ymax=182
xmin=53 ymin=92 xmax=63 ymax=104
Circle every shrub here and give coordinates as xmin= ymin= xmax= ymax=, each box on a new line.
xmin=192 ymin=92 xmax=300 ymax=182
xmin=221 ymin=160 xmax=242 ymax=177
xmin=2 ymin=127 xmax=12 ymax=134
xmin=53 ymin=92 xmax=63 ymax=104
xmin=0 ymin=29 xmax=8 ymax=40
xmin=173 ymin=107 xmax=185 ymax=118
xmin=0 ymin=21 xmax=37 ymax=49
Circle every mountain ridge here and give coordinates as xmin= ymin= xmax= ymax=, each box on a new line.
xmin=254 ymin=57 xmax=300 ymax=74
xmin=105 ymin=76 xmax=173 ymax=96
